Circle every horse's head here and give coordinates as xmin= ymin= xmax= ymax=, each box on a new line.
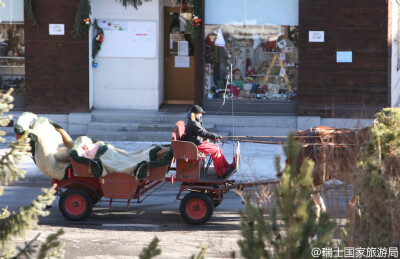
xmin=14 ymin=112 xmax=38 ymax=140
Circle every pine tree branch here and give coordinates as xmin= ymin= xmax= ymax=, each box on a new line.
xmin=11 ymin=233 xmax=40 ymax=259
xmin=237 ymin=134 xmax=336 ymax=259
xmin=92 ymin=19 xmax=104 ymax=60
xmin=71 ymin=0 xmax=92 ymax=39
xmin=24 ymin=0 xmax=38 ymax=26
xmin=0 ymin=134 xmax=31 ymax=195
xmin=139 ymin=237 xmax=161 ymax=259
xmin=0 ymin=90 xmax=31 ymax=195
xmin=119 ymin=0 xmax=151 ymax=9
xmin=0 ymin=186 xmax=56 ymax=248
xmin=37 ymin=229 xmax=65 ymax=259
xmin=190 ymin=245 xmax=207 ymax=259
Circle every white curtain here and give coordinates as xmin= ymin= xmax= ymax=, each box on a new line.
xmin=0 ymin=0 xmax=24 ymax=22
xmin=205 ymin=0 xmax=298 ymax=26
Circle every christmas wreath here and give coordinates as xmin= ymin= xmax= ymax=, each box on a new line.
xmin=71 ymin=0 xmax=92 ymax=39
xmin=24 ymin=0 xmax=37 ymax=26
xmin=92 ymin=19 xmax=104 ymax=67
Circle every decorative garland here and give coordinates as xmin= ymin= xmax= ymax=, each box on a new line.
xmin=118 ymin=0 xmax=151 ymax=9
xmin=24 ymin=0 xmax=38 ymax=26
xmin=184 ymin=0 xmax=203 ymax=40
xmin=24 ymin=0 xmax=153 ymax=37
xmin=91 ymin=19 xmax=104 ymax=67
xmin=70 ymin=0 xmax=92 ymax=39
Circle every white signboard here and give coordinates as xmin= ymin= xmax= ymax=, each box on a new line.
xmin=49 ymin=24 xmax=65 ymax=35
xmin=178 ymin=41 xmax=189 ymax=56
xmin=309 ymin=31 xmax=324 ymax=42
xmin=337 ymin=51 xmax=352 ymax=63
xmin=175 ymin=56 xmax=190 ymax=68
xmin=97 ymin=20 xmax=157 ymax=58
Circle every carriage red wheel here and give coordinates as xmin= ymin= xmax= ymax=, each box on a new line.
xmin=186 ymin=199 xmax=207 ymax=220
xmin=180 ymin=192 xmax=213 ymax=225
xmin=65 ymin=195 xmax=86 ymax=215
xmin=59 ymin=188 xmax=93 ymax=221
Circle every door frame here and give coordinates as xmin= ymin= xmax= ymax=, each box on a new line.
xmin=193 ymin=1 xmax=205 ymax=106
xmin=162 ymin=5 xmax=204 ymax=106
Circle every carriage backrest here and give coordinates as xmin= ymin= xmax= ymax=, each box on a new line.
xmin=171 ymin=120 xmax=198 ymax=160
xmin=172 ymin=120 xmax=186 ymax=141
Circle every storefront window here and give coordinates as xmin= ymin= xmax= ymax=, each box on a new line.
xmin=0 ymin=0 xmax=25 ymax=98
xmin=204 ymin=0 xmax=298 ymax=102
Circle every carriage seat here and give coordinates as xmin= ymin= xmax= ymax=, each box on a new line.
xmin=171 ymin=120 xmax=208 ymax=181
xmin=171 ymin=120 xmax=203 ymax=161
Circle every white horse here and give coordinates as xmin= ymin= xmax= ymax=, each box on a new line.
xmin=15 ymin=112 xmax=73 ymax=180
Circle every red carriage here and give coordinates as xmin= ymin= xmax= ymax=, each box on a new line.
xmin=37 ymin=120 xmax=244 ymax=225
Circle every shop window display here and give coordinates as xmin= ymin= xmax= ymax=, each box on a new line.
xmin=204 ymin=25 xmax=298 ymax=101
xmin=0 ymin=0 xmax=25 ymax=97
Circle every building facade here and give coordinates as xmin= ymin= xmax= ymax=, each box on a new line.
xmin=0 ymin=0 xmax=399 ymax=120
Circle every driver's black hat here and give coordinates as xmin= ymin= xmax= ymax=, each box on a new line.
xmin=190 ymin=105 xmax=206 ymax=114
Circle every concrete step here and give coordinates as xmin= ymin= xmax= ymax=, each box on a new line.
xmin=91 ymin=110 xmax=187 ymax=124
xmin=88 ymin=109 xmax=297 ymax=140
xmin=86 ymin=130 xmax=231 ymax=142
xmin=86 ymin=131 xmax=173 ymax=142
xmin=92 ymin=111 xmax=297 ymax=128
xmin=91 ymin=109 xmax=297 ymax=125
xmin=87 ymin=121 xmax=216 ymax=133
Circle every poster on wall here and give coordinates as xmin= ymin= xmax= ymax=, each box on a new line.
xmin=99 ymin=21 xmax=127 ymax=31
xmin=309 ymin=31 xmax=324 ymax=42
xmin=175 ymin=56 xmax=190 ymax=68
xmin=49 ymin=24 xmax=65 ymax=35
xmin=97 ymin=20 xmax=157 ymax=58
xmin=336 ymin=51 xmax=352 ymax=63
xmin=178 ymin=41 xmax=189 ymax=56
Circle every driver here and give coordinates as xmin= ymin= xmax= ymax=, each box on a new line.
xmin=183 ymin=105 xmax=234 ymax=177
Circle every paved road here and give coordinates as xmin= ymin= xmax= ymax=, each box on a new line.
xmin=3 ymin=176 xmax=352 ymax=259
xmin=4 ymin=176 xmax=250 ymax=259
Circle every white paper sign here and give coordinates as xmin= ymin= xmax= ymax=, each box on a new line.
xmin=279 ymin=68 xmax=286 ymax=77
xmin=309 ymin=31 xmax=324 ymax=42
xmin=277 ymin=39 xmax=287 ymax=48
xmin=49 ymin=24 xmax=65 ymax=35
xmin=279 ymin=53 xmax=286 ymax=61
xmin=175 ymin=56 xmax=190 ymax=68
xmin=178 ymin=41 xmax=189 ymax=56
xmin=337 ymin=51 xmax=352 ymax=63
